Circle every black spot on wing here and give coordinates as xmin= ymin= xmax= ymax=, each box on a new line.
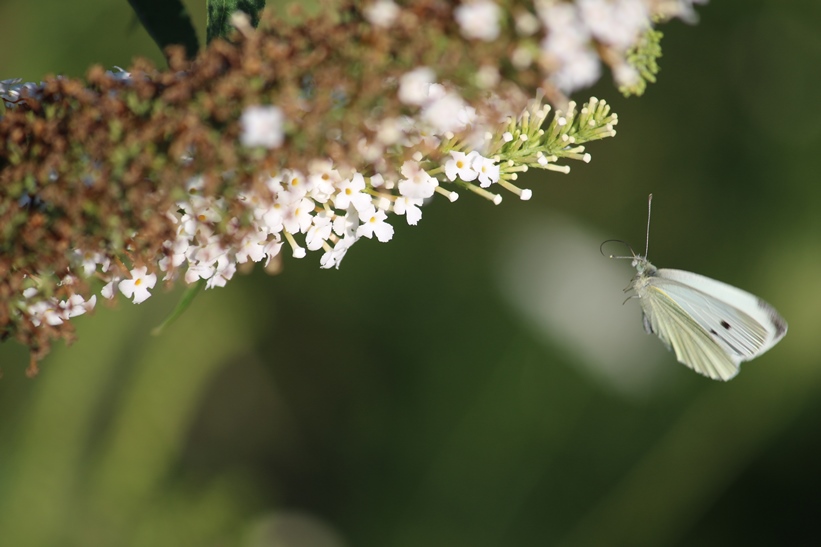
xmin=721 ymin=320 xmax=731 ymax=330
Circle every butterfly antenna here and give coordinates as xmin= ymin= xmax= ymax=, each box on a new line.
xmin=600 ymin=239 xmax=636 ymax=260
xmin=644 ymin=193 xmax=653 ymax=258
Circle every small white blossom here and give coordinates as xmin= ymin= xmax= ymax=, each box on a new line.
xmin=398 ymin=67 xmax=435 ymax=106
xmin=333 ymin=172 xmax=372 ymax=213
xmin=307 ymin=161 xmax=339 ymax=203
xmin=61 ymin=294 xmax=97 ymax=319
xmin=375 ymin=117 xmax=405 ymax=146
xmin=264 ymin=236 xmax=283 ymax=266
xmin=539 ymin=2 xmax=601 ymax=92
xmin=365 ymin=0 xmax=400 ymax=28
xmin=28 ymin=300 xmax=64 ymax=327
xmin=240 ymin=105 xmax=285 ymax=149
xmin=320 ymin=236 xmax=355 ymax=269
xmin=454 ymin=0 xmax=502 ymax=42
xmin=236 ymin=229 xmax=268 ymax=264
xmin=370 ymin=173 xmax=386 ymax=188
xmin=356 ymin=206 xmax=394 ymax=242
xmin=279 ymin=169 xmax=312 ymax=202
xmin=282 ymin=197 xmax=315 ymax=234
xmin=398 ymin=161 xmax=438 ymax=199
xmin=579 ymin=0 xmax=648 ymax=50
xmin=473 ymin=154 xmax=501 ymax=187
xmin=118 ymin=266 xmax=157 ymax=304
xmin=445 ymin=151 xmax=480 ymax=182
xmin=305 ymin=211 xmax=334 ymax=251
xmin=421 ymin=90 xmax=471 ymax=134
xmin=393 ymin=197 xmax=423 ymax=225
xmin=333 ymin=206 xmax=360 ymax=238
xmin=551 ymin=48 xmax=601 ymax=92
xmin=101 ymin=279 xmax=120 ymax=300
xmin=205 ymin=256 xmax=236 ymax=289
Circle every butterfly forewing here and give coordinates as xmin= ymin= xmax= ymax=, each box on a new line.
xmin=641 ymin=284 xmax=741 ymax=381
xmin=653 ymin=269 xmax=787 ymax=357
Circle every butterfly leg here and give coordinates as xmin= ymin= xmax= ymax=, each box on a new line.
xmin=642 ymin=311 xmax=654 ymax=334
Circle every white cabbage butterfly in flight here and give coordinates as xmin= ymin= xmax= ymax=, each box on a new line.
xmin=603 ymin=194 xmax=787 ymax=381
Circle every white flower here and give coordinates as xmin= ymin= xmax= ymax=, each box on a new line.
xmin=185 ymin=260 xmax=216 ymax=285
xmin=333 ymin=172 xmax=373 ymax=213
xmin=393 ymin=197 xmax=423 ymax=225
xmin=101 ymin=278 xmax=120 ymax=300
xmin=356 ymin=206 xmax=394 ymax=242
xmin=264 ymin=236 xmax=283 ymax=266
xmin=454 ymin=0 xmax=502 ymax=42
xmin=555 ymin=49 xmax=601 ymax=92
xmin=445 ymin=151 xmax=479 ymax=182
xmin=365 ymin=0 xmax=400 ymax=27
xmin=472 ymin=154 xmax=500 ymax=187
xmin=158 ymin=236 xmax=190 ymax=274
xmin=579 ymin=0 xmax=648 ymax=51
xmin=398 ymin=160 xmax=438 ymax=199
xmin=305 ymin=211 xmax=334 ymax=251
xmin=240 ymin=105 xmax=285 ymax=149
xmin=27 ymin=300 xmax=64 ymax=327
xmin=205 ymin=256 xmax=236 ymax=289
xmin=260 ymin=197 xmax=285 ymax=234
xmin=235 ymin=228 xmax=268 ymax=263
xmin=421 ymin=90 xmax=471 ymax=134
xmin=278 ymin=169 xmax=312 ymax=202
xmin=375 ymin=117 xmax=405 ymax=146
xmin=307 ymin=161 xmax=339 ymax=203
xmin=333 ymin=206 xmax=360 ymax=238
xmin=61 ymin=294 xmax=97 ymax=318
xmin=398 ymin=67 xmax=435 ymax=106
xmin=188 ymin=237 xmax=227 ymax=267
xmin=282 ymin=197 xmax=315 ymax=234
xmin=613 ymin=62 xmax=640 ymax=87
xmin=118 ymin=266 xmax=157 ymax=304
xmin=537 ymin=2 xmax=607 ymax=93
xmin=370 ymin=173 xmax=386 ymax=188
xmin=74 ymin=249 xmax=110 ymax=277
xmin=320 ymin=236 xmax=355 ymax=269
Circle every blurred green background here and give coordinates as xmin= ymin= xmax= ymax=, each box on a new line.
xmin=1 ymin=1 xmax=820 ymax=546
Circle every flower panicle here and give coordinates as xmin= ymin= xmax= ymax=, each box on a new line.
xmin=0 ymin=0 xmax=698 ymax=369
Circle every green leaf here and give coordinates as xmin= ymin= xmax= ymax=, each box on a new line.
xmin=127 ymin=0 xmax=200 ymax=60
xmin=151 ymin=279 xmax=206 ymax=336
xmin=206 ymin=0 xmax=266 ymax=44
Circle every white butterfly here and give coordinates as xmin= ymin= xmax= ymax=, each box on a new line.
xmin=604 ymin=194 xmax=787 ymax=381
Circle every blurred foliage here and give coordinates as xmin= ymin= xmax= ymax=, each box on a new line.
xmin=126 ymin=0 xmax=200 ymax=60
xmin=206 ymin=0 xmax=267 ymax=44
xmin=0 ymin=1 xmax=820 ymax=546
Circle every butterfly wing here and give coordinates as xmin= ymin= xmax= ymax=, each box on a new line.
xmin=655 ymin=269 xmax=788 ymax=356
xmin=638 ymin=269 xmax=787 ymax=381
xmin=639 ymin=283 xmax=742 ymax=381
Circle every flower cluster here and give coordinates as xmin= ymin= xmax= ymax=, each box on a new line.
xmin=0 ymin=0 xmax=696 ymax=370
